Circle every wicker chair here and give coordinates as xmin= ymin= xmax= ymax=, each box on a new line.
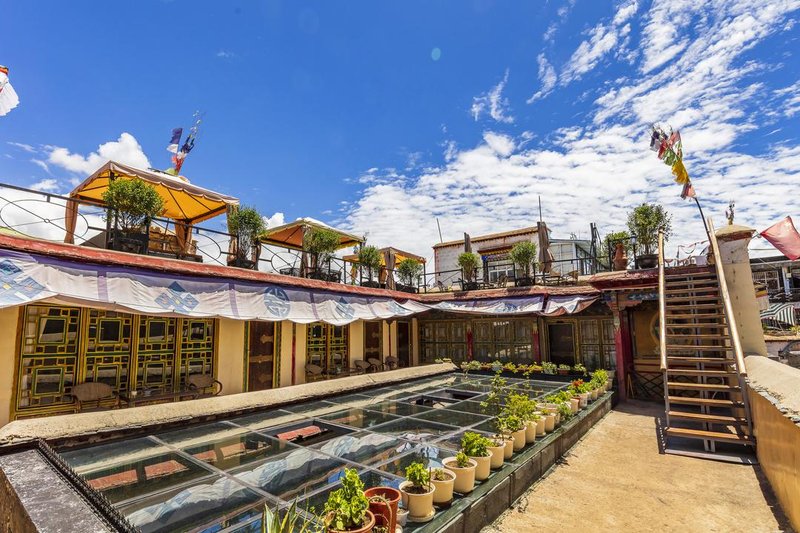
xmin=71 ymin=382 xmax=119 ymax=412
xmin=186 ymin=374 xmax=223 ymax=397
xmin=352 ymin=360 xmax=371 ymax=374
xmin=305 ymin=364 xmax=326 ymax=382
xmin=384 ymin=356 xmax=399 ymax=370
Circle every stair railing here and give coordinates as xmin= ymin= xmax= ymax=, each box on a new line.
xmin=658 ymin=229 xmax=667 ymax=372
xmin=706 ymin=218 xmax=747 ymax=377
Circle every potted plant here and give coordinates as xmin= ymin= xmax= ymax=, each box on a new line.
xmin=443 ymin=452 xmax=477 ymax=494
xmin=396 ymin=258 xmax=422 ymax=293
xmin=358 ymin=245 xmax=383 ymax=288
xmin=500 ymin=414 xmax=526 ymax=451
xmin=227 ymin=206 xmax=266 ymax=269
xmin=364 ymin=486 xmax=401 ymax=533
xmin=460 ymin=431 xmax=492 ymax=481
xmin=457 ymin=252 xmax=480 ymax=291
xmin=542 ymin=361 xmax=556 ymax=375
xmin=557 ymin=364 xmax=571 ymax=376
xmin=102 ymin=178 xmax=165 ymax=254
xmin=509 ymin=241 xmax=537 ymax=286
xmin=304 ymin=227 xmax=341 ymax=281
xmin=569 ymin=379 xmax=590 ymax=408
xmin=486 ymin=434 xmax=506 ymax=470
xmin=627 ymin=203 xmax=672 ymax=269
xmin=429 ymin=467 xmax=456 ymax=505
xmin=399 ymin=462 xmax=435 ymax=522
xmin=262 ymin=499 xmax=318 ymax=533
xmin=573 ymin=363 xmax=587 ymax=376
xmin=503 ymin=393 xmax=537 ymax=446
xmin=323 ymin=468 xmax=375 ymax=533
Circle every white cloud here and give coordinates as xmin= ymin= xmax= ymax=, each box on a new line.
xmin=30 ymin=159 xmax=50 ymax=174
xmin=774 ymin=81 xmax=800 ymax=117
xmin=29 ymin=178 xmax=60 ymax=192
xmin=216 ymin=50 xmax=237 ymax=59
xmin=344 ymin=0 xmax=800 ymax=263
xmin=527 ymin=54 xmax=557 ymax=103
xmin=7 ymin=141 xmax=35 ymax=153
xmin=471 ymin=69 xmax=514 ymax=124
xmin=263 ymin=212 xmax=285 ymax=228
xmin=46 ymin=133 xmax=150 ymax=175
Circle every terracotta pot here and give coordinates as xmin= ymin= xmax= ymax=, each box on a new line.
xmin=365 ymin=487 xmax=401 ymax=533
xmin=510 ymin=428 xmax=526 ymax=451
xmin=487 ymin=441 xmax=505 ymax=469
xmin=443 ymin=457 xmax=477 ymax=494
xmin=326 ymin=510 xmax=376 ymax=533
xmin=430 ymin=469 xmax=456 ymax=504
xmin=570 ymin=398 xmax=580 ymax=413
xmin=399 ymin=481 xmax=435 ymax=522
xmin=525 ymin=420 xmax=537 ymax=444
xmin=503 ymin=437 xmax=514 ymax=459
xmin=543 ymin=413 xmax=556 ymax=433
xmin=557 ymin=369 xmax=569 ymax=375
xmin=469 ymin=453 xmax=491 ymax=481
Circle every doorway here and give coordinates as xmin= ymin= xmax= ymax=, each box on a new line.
xmin=246 ymin=321 xmax=278 ymax=391
xmin=397 ymin=321 xmax=411 ymax=367
xmin=364 ymin=322 xmax=382 ymax=362
xmin=547 ymin=322 xmax=576 ymax=366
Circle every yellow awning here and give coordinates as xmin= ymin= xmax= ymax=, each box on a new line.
xmin=260 ymin=217 xmax=364 ymax=251
xmin=69 ymin=161 xmax=239 ymax=224
xmin=342 ymin=247 xmax=426 ymax=265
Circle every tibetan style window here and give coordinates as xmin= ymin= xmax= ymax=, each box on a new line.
xmin=419 ymin=320 xmax=467 ymax=363
xmin=14 ymin=304 xmax=217 ymax=420
xmin=473 ymin=318 xmax=534 ymax=363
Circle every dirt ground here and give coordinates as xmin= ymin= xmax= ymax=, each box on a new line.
xmin=488 ymin=401 xmax=793 ymax=533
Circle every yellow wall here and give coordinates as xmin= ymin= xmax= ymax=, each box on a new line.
xmin=278 ymin=321 xmax=294 ymax=388
xmin=748 ymin=388 xmax=800 ymax=529
xmin=294 ymin=323 xmax=308 ymax=384
xmin=0 ymin=307 xmax=20 ymax=427
xmin=216 ymin=318 xmax=245 ymax=395
xmin=350 ymin=321 xmax=365 ymax=363
xmin=631 ymin=303 xmax=659 ymax=364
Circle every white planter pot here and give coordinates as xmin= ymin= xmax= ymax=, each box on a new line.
xmin=535 ymin=417 xmax=546 ymax=436
xmin=579 ymin=393 xmax=589 ymax=408
xmin=443 ymin=457 xmax=477 ymax=494
xmin=430 ymin=469 xmax=455 ymax=504
xmin=503 ymin=437 xmax=514 ymax=459
xmin=488 ymin=441 xmax=505 ymax=469
xmin=543 ymin=413 xmax=556 ymax=433
xmin=569 ymin=398 xmax=580 ymax=413
xmin=469 ymin=453 xmax=491 ymax=481
xmin=511 ymin=428 xmax=527 ymax=451
xmin=591 ymin=388 xmax=599 ymax=401
xmin=525 ymin=420 xmax=537 ymax=444
xmin=399 ymin=481 xmax=435 ymax=521
xmin=396 ymin=508 xmax=409 ymax=527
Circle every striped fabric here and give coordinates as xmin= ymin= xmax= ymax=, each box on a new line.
xmin=760 ymin=303 xmax=797 ymax=326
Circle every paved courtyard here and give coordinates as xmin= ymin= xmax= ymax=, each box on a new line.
xmin=488 ymin=401 xmax=793 ymax=533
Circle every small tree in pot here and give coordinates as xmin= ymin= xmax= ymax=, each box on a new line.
xmin=227 ymin=206 xmax=266 ymax=269
xmin=396 ymin=258 xmax=422 ymax=293
xmin=399 ymin=462 xmax=435 ymax=521
xmin=323 ymin=468 xmax=375 ymax=533
xmin=627 ymin=203 xmax=672 ymax=269
xmin=509 ymin=241 xmax=537 ymax=286
xmin=303 ymin=227 xmax=341 ymax=281
xmin=102 ymin=178 xmax=164 ymax=254
xmin=457 ymin=252 xmax=480 ymax=291
xmin=358 ymin=245 xmax=382 ymax=288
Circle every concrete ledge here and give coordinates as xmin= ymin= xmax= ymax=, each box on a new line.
xmin=745 ymin=355 xmax=800 ymax=422
xmin=0 ymin=363 xmax=456 ymax=446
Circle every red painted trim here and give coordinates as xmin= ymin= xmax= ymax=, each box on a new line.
xmin=291 ymin=323 xmax=297 ymax=386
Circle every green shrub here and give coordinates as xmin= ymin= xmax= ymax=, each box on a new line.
xmin=509 ymin=241 xmax=537 ymax=278
xmin=627 ymin=203 xmax=672 ymax=254
xmin=405 ymin=461 xmax=431 ymax=489
xmin=303 ymin=227 xmax=341 ymax=268
xmin=396 ymin=258 xmax=422 ymax=286
xmin=454 ymin=451 xmax=471 ymax=468
xmin=461 ymin=431 xmax=491 ymax=458
xmin=457 ymin=252 xmax=480 ymax=281
xmin=358 ymin=245 xmax=382 ymax=281
xmin=228 ymin=206 xmax=266 ymax=261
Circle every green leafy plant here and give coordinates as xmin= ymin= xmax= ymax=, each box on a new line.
xmin=601 ymin=230 xmax=632 ymax=259
xmin=501 ymin=414 xmax=524 ymax=433
xmin=480 ymin=372 xmax=507 ymax=415
xmin=573 ymin=363 xmax=587 ymax=375
xmin=502 ymin=392 xmax=535 ymax=422
xmin=509 ymin=241 xmax=538 ymax=279
xmin=357 ymin=245 xmax=382 ymax=283
xmin=542 ymin=361 xmax=557 ymax=374
xmin=396 ymin=258 xmax=422 ymax=287
xmin=304 ymin=227 xmax=341 ymax=269
xmin=461 ymin=360 xmax=482 ymax=376
xmin=323 ymin=468 xmax=369 ymax=531
xmin=555 ymin=401 xmax=573 ymax=421
xmin=454 ymin=451 xmax=471 ymax=468
xmin=102 ymin=178 xmax=164 ymax=232
xmin=558 ymin=364 xmax=571 ymax=371
xmin=430 ymin=467 xmax=451 ymax=481
xmin=461 ymin=431 xmax=491 ymax=458
xmin=405 ymin=461 xmax=431 ymax=490
xmin=627 ymin=203 xmax=673 ymax=254
xmin=228 ymin=206 xmax=266 ymax=263
xmin=262 ymin=499 xmax=318 ymax=533
xmin=457 ymin=252 xmax=480 ymax=282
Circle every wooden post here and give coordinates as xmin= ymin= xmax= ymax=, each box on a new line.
xmin=609 ymin=293 xmax=634 ymax=401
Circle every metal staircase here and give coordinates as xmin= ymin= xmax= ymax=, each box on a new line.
xmin=658 ymin=219 xmax=756 ymax=462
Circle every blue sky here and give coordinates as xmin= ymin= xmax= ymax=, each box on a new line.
xmin=2 ymin=0 xmax=799 ymax=261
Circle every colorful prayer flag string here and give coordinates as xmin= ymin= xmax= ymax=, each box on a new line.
xmin=166 ymin=111 xmax=203 ymax=175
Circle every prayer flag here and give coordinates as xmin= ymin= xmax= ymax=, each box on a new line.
xmin=671 ymin=160 xmax=689 ymax=184
xmin=167 ymin=128 xmax=183 ymax=153
xmin=680 ymin=182 xmax=695 ymax=199
xmin=761 ymin=217 xmax=800 ymax=260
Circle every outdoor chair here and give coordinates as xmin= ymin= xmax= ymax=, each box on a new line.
xmin=187 ymin=374 xmax=223 ymax=397
xmin=305 ymin=364 xmax=326 ymax=382
xmin=71 ymin=382 xmax=119 ymax=412
xmin=352 ymin=360 xmax=371 ymax=374
xmin=367 ymin=357 xmax=383 ymax=372
xmin=384 ymin=356 xmax=399 ymax=370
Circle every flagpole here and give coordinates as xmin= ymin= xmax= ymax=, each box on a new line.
xmin=693 ymin=196 xmax=710 ymax=237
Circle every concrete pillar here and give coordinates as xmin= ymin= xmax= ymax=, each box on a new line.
xmin=715 ymin=224 xmax=768 ymax=357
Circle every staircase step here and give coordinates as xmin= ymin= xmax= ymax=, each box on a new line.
xmin=666 ymin=344 xmax=731 ymax=351
xmin=666 ymin=356 xmax=734 ymax=364
xmin=668 ymin=396 xmax=743 ymax=407
xmin=665 ymin=280 xmax=719 ymax=287
xmin=665 ymin=273 xmax=716 ymax=281
xmin=665 ymin=333 xmax=729 ymax=339
xmin=665 ymin=295 xmax=721 ymax=303
xmin=666 ymin=324 xmax=727 ymax=330
xmin=667 ymin=411 xmax=748 ymax=424
xmin=665 ymin=313 xmax=725 ymax=320
xmin=666 ymin=369 xmax=738 ymax=377
xmin=665 ymin=427 xmax=753 ymax=445
xmin=667 ymin=381 xmax=739 ymax=391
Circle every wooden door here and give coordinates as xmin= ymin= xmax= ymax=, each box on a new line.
xmin=397 ymin=321 xmax=411 ymax=367
xmin=547 ymin=322 xmax=576 ymax=366
xmin=364 ymin=322 xmax=382 ymax=362
xmin=247 ymin=321 xmax=277 ymax=391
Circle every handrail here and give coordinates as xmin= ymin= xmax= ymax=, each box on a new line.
xmin=658 ymin=229 xmax=667 ymax=371
xmin=706 ymin=217 xmax=747 ymax=377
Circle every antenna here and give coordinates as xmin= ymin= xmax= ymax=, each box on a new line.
xmin=436 ymin=217 xmax=443 ymax=243
xmin=538 ymin=196 xmax=543 ymax=222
